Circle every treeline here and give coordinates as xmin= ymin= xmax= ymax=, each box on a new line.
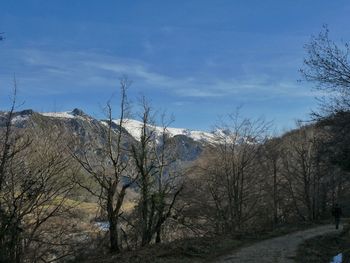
xmin=184 ymin=116 xmax=349 ymax=236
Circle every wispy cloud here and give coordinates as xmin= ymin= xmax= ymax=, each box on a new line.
xmin=0 ymin=48 xmax=316 ymax=99
xmin=88 ymin=58 xmax=315 ymax=99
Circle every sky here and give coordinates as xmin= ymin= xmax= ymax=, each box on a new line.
xmin=1 ymin=0 xmax=350 ymax=132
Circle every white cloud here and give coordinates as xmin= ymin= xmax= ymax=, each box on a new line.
xmin=1 ymin=48 xmax=317 ymax=99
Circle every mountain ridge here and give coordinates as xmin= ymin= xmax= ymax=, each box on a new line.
xmin=36 ymin=109 xmax=217 ymax=144
xmin=0 ymin=108 xmax=207 ymax=164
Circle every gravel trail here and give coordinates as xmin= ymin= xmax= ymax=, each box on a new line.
xmin=215 ymin=224 xmax=342 ymax=263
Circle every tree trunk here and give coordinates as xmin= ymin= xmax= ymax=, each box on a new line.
xmin=109 ymin=216 xmax=120 ymax=253
xmin=273 ymin=160 xmax=278 ymax=226
xmin=155 ymin=228 xmax=161 ymax=243
xmin=107 ymin=189 xmax=120 ymax=253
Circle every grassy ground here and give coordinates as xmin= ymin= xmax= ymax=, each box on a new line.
xmin=82 ymin=221 xmax=327 ymax=263
xmin=296 ymin=220 xmax=350 ymax=263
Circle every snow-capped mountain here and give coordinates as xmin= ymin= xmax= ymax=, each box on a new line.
xmin=111 ymin=119 xmax=216 ymax=143
xmin=1 ymin=108 xmax=219 ymax=152
xmin=5 ymin=109 xmax=205 ymax=163
xmin=4 ymin=109 xmax=252 ymax=147
xmin=36 ymin=110 xmax=216 ymax=144
xmin=0 ymin=108 xmax=261 ymax=168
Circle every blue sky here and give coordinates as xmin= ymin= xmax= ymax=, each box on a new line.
xmin=1 ymin=0 xmax=350 ymax=131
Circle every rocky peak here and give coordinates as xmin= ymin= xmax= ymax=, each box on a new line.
xmin=17 ymin=109 xmax=34 ymax=116
xmin=71 ymin=108 xmax=88 ymax=117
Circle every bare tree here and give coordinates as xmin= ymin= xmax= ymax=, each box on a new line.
xmin=130 ymin=99 xmax=183 ymax=246
xmin=301 ymin=25 xmax=350 ymax=116
xmin=0 ymin=83 xmax=78 ymax=262
xmin=301 ymin=27 xmax=350 ymax=209
xmin=0 ymin=81 xmax=27 ymax=262
xmin=72 ymin=77 xmax=136 ymax=253
xmin=194 ymin=112 xmax=270 ymax=233
xmin=279 ymin=125 xmax=328 ymax=221
xmin=259 ymin=137 xmax=282 ymax=227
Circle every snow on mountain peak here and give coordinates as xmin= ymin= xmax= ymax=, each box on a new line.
xmin=40 ymin=108 xmax=90 ymax=119
xmin=114 ymin=118 xmax=216 ymax=143
xmin=41 ymin=111 xmax=75 ymax=119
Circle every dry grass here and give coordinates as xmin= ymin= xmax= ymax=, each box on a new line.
xmin=81 ymin=222 xmax=326 ymax=263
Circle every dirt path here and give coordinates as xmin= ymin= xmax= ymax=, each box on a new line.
xmin=214 ymin=224 xmax=342 ymax=263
